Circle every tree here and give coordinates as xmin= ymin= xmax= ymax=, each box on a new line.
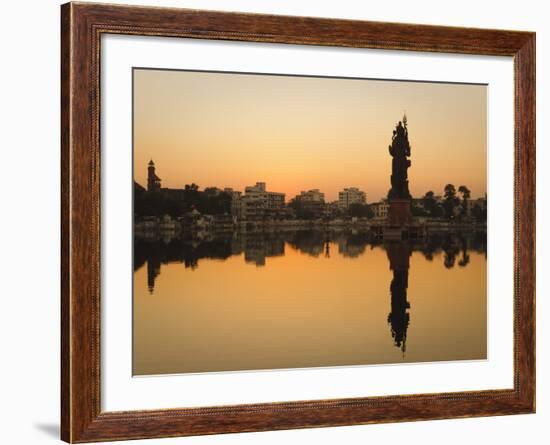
xmin=458 ymin=185 xmax=471 ymax=200
xmin=182 ymin=183 xmax=201 ymax=211
xmin=184 ymin=183 xmax=199 ymax=192
xmin=133 ymin=183 xmax=232 ymax=218
xmin=471 ymin=204 xmax=487 ymax=223
xmin=134 ymin=190 xmax=185 ymax=218
xmin=444 ymin=184 xmax=456 ymax=199
xmin=348 ymin=203 xmax=374 ymax=218
xmin=287 ymin=199 xmax=315 ymax=220
xmin=422 ymin=190 xmax=443 ymax=218
xmin=443 ymin=184 xmax=460 ymax=219
xmin=411 ymin=205 xmax=429 ymax=217
xmin=202 ymin=191 xmax=231 ymax=215
xmin=458 ymin=185 xmax=471 ymax=217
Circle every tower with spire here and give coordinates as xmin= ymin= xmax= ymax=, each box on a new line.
xmin=147 ymin=159 xmax=161 ymax=192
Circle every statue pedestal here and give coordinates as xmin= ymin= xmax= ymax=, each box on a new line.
xmin=387 ymin=199 xmax=412 ymax=227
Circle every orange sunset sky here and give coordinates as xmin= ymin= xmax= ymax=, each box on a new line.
xmin=133 ymin=68 xmax=487 ymax=202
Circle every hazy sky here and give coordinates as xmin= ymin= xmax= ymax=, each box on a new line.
xmin=134 ymin=68 xmax=486 ymax=202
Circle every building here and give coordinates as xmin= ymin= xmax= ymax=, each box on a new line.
xmin=338 ymin=187 xmax=366 ymax=210
xmin=371 ymin=200 xmax=390 ymax=219
xmin=224 ymin=188 xmax=243 ymax=217
xmin=325 ymin=201 xmax=341 ymax=218
xmin=296 ymin=189 xmax=325 ymax=203
xmin=291 ymin=189 xmax=326 ymax=218
xmin=239 ymin=182 xmax=285 ymax=221
xmin=147 ymin=159 xmax=161 ymax=192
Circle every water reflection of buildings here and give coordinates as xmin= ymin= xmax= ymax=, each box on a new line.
xmin=135 ymin=229 xmax=486 ymax=348
xmin=136 ymin=230 xmax=486 ymax=291
xmin=236 ymin=234 xmax=285 ymax=266
xmin=136 ymin=233 xmax=288 ymax=291
xmin=337 ymin=232 xmax=371 ymax=258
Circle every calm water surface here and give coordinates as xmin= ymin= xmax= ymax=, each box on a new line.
xmin=133 ymin=230 xmax=486 ymax=375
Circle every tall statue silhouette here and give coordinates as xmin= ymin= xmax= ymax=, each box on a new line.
xmin=387 ymin=115 xmax=413 ymax=227
xmin=388 ymin=116 xmax=412 ymax=200
xmin=386 ymin=243 xmax=412 ymax=353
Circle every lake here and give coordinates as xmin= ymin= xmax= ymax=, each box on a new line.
xmin=133 ymin=230 xmax=486 ymax=375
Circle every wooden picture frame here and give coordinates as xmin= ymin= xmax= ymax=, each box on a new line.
xmin=61 ymin=2 xmax=535 ymax=442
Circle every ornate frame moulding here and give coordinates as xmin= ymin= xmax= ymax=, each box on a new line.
xmin=61 ymin=2 xmax=535 ymax=442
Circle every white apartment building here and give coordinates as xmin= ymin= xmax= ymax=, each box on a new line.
xmin=240 ymin=182 xmax=285 ymax=220
xmin=371 ymin=201 xmax=390 ymax=218
xmin=338 ymin=187 xmax=366 ymax=210
xmin=296 ymin=189 xmax=325 ymax=202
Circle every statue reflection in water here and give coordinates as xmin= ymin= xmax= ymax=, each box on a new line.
xmin=386 ymin=242 xmax=412 ymax=354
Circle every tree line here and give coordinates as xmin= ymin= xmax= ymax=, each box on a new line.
xmin=416 ymin=184 xmax=486 ymax=222
xmin=134 ymin=183 xmax=231 ymax=218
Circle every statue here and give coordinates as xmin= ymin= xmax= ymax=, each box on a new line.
xmin=388 ymin=116 xmax=412 ymax=200
xmin=386 ymin=114 xmax=413 ymax=228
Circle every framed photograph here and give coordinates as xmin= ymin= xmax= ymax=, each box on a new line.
xmin=61 ymin=2 xmax=535 ymax=442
